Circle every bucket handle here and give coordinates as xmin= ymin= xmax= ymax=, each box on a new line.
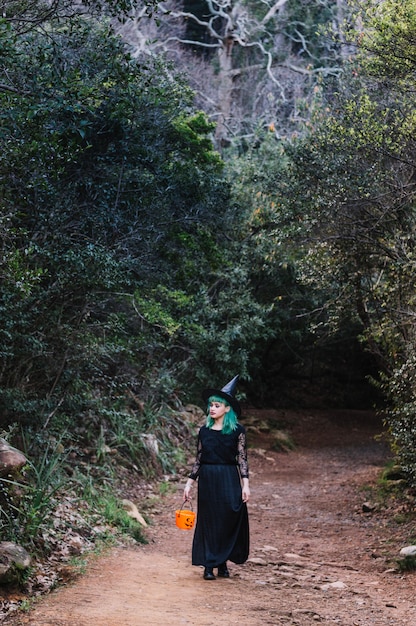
xmin=178 ymin=499 xmax=193 ymax=512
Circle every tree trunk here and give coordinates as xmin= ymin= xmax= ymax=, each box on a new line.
xmin=215 ymin=36 xmax=235 ymax=148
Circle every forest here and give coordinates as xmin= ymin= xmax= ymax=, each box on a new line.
xmin=2 ymin=0 xmax=416 ymax=566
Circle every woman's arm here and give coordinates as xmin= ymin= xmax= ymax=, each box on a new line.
xmin=237 ymin=428 xmax=250 ymax=503
xmin=183 ymin=430 xmax=202 ymax=501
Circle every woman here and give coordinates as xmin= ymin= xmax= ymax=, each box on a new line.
xmin=183 ymin=375 xmax=250 ymax=580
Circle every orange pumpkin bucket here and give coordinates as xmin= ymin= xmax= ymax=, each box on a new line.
xmin=175 ymin=501 xmax=196 ymax=530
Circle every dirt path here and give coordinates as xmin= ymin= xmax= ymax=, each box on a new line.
xmin=4 ymin=409 xmax=416 ymax=625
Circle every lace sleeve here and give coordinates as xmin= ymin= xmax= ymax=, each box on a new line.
xmin=189 ymin=432 xmax=202 ymax=480
xmin=237 ymin=430 xmax=249 ymax=479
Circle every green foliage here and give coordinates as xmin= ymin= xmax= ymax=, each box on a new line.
xmin=381 ymin=355 xmax=416 ymax=487
xmin=354 ymin=0 xmax=416 ymax=82
xmin=0 ymin=13 xmax=243 ymax=430
xmin=223 ymin=133 xmax=356 ymax=403
xmin=0 ymin=410 xmax=194 ymax=552
xmin=397 ymin=554 xmax=416 ymax=572
xmin=3 ymin=0 xmax=160 ymax=28
xmin=0 ymin=436 xmax=69 ymax=547
xmin=270 ymin=0 xmax=416 ymax=453
xmin=281 ymin=0 xmax=340 ymax=65
xmin=171 ymin=112 xmax=222 ymax=166
xmin=96 ymin=402 xmax=195 ymax=477
xmin=99 ymin=495 xmax=147 ymax=543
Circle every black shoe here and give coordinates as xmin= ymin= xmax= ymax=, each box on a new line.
xmin=203 ymin=567 xmax=216 ymax=580
xmin=217 ymin=563 xmax=230 ymax=578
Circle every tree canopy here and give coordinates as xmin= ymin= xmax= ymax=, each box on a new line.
xmin=265 ymin=0 xmax=416 ymax=482
xmin=0 ymin=12 xmax=268 ymax=429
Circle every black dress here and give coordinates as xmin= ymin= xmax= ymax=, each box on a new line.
xmin=189 ymin=423 xmax=249 ymax=568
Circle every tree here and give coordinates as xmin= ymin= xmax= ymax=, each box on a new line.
xmin=116 ymin=0 xmax=344 ymax=149
xmin=0 ymin=0 xmax=159 ymax=34
xmin=0 ymin=15 xmax=244 ymax=427
xmin=276 ymin=0 xmax=416 ymax=478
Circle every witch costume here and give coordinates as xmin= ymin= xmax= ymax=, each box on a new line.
xmin=188 ymin=375 xmax=250 ymax=577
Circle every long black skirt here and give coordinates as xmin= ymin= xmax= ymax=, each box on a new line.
xmin=192 ymin=464 xmax=249 ymax=568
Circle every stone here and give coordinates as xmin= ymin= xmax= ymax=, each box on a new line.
xmin=321 ymin=580 xmax=347 ymax=590
xmin=122 ymin=499 xmax=148 ymax=527
xmin=0 ymin=439 xmax=27 ymax=477
xmin=283 ymin=553 xmax=304 ymax=561
xmin=67 ymin=535 xmax=84 ymax=556
xmin=247 ymin=557 xmax=268 ymax=566
xmin=399 ymin=545 xmax=416 ymax=557
xmin=0 ymin=542 xmax=31 ymax=584
xmin=140 ymin=434 xmax=159 ymax=456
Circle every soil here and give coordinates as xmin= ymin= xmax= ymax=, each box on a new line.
xmin=3 ymin=408 xmax=416 ymax=626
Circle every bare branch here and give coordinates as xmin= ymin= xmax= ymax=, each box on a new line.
xmin=261 ymin=0 xmax=289 ymax=26
xmin=159 ymin=6 xmax=223 ymax=41
xmin=153 ymin=36 xmax=221 ymax=50
xmin=231 ymin=35 xmax=286 ymax=96
xmin=0 ymin=83 xmax=33 ymax=95
xmin=278 ymin=62 xmax=342 ymax=76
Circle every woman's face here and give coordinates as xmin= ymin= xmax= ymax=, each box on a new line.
xmin=209 ymin=400 xmax=230 ymax=421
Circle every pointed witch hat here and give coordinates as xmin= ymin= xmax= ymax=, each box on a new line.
xmin=202 ymin=374 xmax=241 ymax=417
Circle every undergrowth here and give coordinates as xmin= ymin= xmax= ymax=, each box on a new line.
xmin=359 ymin=460 xmax=416 ymax=571
xmin=0 ymin=400 xmax=199 ymax=584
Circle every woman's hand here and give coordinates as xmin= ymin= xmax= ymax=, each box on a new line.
xmin=242 ymin=478 xmax=250 ymax=503
xmin=184 ymin=479 xmax=194 ymax=502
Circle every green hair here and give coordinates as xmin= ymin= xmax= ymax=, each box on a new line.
xmin=206 ymin=395 xmax=238 ymax=434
